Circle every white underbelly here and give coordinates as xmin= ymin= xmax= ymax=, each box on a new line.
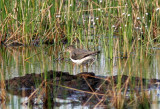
xmin=70 ymin=56 xmax=94 ymax=65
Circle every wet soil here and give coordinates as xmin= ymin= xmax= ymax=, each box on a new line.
xmin=1 ymin=70 xmax=160 ymax=108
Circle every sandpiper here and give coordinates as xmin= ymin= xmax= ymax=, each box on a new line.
xmin=65 ymin=45 xmax=100 ymax=65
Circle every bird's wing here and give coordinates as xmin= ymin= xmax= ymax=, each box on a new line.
xmin=71 ymin=49 xmax=99 ymax=60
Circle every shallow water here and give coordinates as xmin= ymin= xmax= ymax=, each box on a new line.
xmin=1 ymin=45 xmax=160 ymax=108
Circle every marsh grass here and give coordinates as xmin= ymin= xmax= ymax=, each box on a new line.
xmin=0 ymin=0 xmax=160 ymax=108
xmin=0 ymin=70 xmax=7 ymax=102
xmin=0 ymin=45 xmax=158 ymax=108
xmin=0 ymin=0 xmax=159 ymax=47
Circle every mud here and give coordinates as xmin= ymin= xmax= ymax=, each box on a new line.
xmin=1 ymin=70 xmax=160 ymax=108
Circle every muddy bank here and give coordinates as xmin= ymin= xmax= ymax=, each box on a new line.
xmin=1 ymin=70 xmax=160 ymax=107
xmin=4 ymin=70 xmax=160 ymax=90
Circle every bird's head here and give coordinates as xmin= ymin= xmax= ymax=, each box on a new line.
xmin=65 ymin=45 xmax=76 ymax=53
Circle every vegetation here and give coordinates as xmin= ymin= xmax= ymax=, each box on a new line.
xmin=0 ymin=0 xmax=160 ymax=108
xmin=0 ymin=0 xmax=159 ymax=46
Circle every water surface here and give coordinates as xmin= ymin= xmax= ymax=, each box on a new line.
xmin=0 ymin=45 xmax=160 ymax=108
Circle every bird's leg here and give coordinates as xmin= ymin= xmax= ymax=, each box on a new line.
xmin=89 ymin=58 xmax=95 ymax=67
xmin=80 ymin=65 xmax=84 ymax=72
xmin=72 ymin=63 xmax=75 ymax=68
xmin=71 ymin=63 xmax=74 ymax=74
xmin=86 ymin=63 xmax=89 ymax=72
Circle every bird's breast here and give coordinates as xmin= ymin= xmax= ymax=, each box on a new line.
xmin=70 ymin=55 xmax=94 ymax=65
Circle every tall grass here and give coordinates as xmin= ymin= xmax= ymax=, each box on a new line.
xmin=0 ymin=0 xmax=160 ymax=108
xmin=0 ymin=0 xmax=159 ymax=47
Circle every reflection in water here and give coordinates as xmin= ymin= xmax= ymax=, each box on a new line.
xmin=1 ymin=46 xmax=159 ymax=78
xmin=0 ymin=46 xmax=160 ymax=108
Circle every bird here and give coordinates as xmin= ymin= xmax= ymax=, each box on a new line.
xmin=65 ymin=45 xmax=100 ymax=65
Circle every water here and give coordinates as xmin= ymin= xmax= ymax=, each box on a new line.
xmin=1 ymin=45 xmax=160 ymax=108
